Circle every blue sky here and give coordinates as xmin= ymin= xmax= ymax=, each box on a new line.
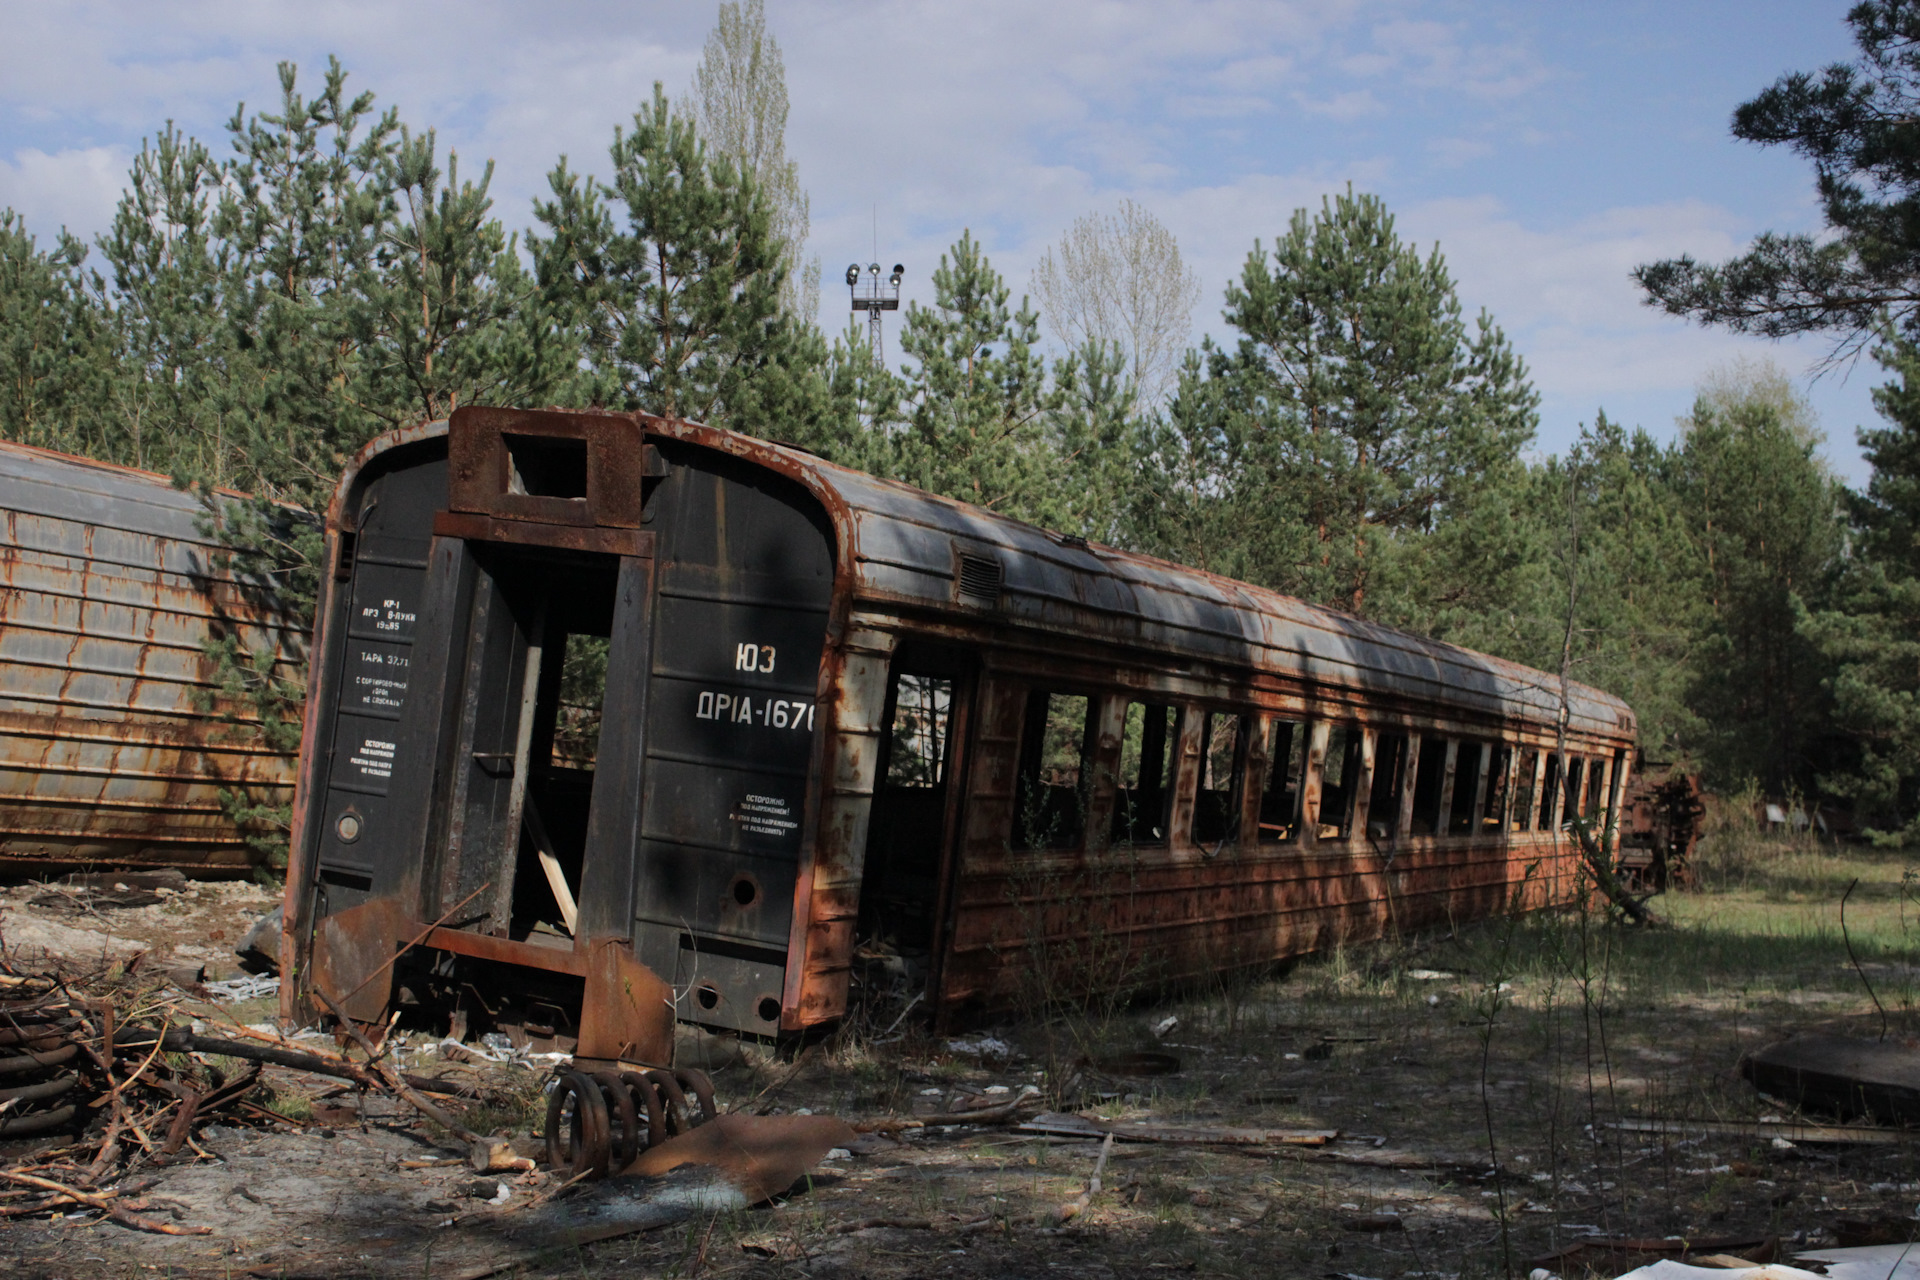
xmin=0 ymin=1 xmax=1878 ymax=478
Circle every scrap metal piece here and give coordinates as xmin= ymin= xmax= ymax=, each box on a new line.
xmin=1741 ymin=1034 xmax=1920 ymax=1126
xmin=620 ymin=1111 xmax=860 ymax=1202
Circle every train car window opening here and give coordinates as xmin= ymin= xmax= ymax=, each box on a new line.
xmin=1481 ymin=745 xmax=1513 ymax=832
xmin=1192 ymin=711 xmax=1248 ymax=847
xmin=1257 ymin=719 xmax=1306 ymax=844
xmin=1113 ymin=702 xmax=1178 ymax=845
xmin=1539 ymin=754 xmax=1562 ymax=829
xmin=1367 ymin=732 xmax=1408 ymax=840
xmin=1512 ymin=752 xmax=1543 ymax=832
xmin=885 ymin=675 xmax=951 ymax=787
xmin=1015 ymin=691 xmax=1092 ymax=850
xmin=1513 ymin=750 xmax=1538 ymax=831
xmin=1608 ymin=746 xmax=1629 ymax=831
xmin=503 ymin=433 xmax=589 ymax=499
xmin=1586 ymin=756 xmax=1607 ymax=822
xmin=1316 ymin=724 xmax=1363 ymax=840
xmin=1446 ymin=742 xmax=1485 ymax=837
xmin=551 ymin=634 xmax=608 ymax=768
xmin=861 ymin=670 xmax=959 ymax=953
xmin=1408 ymin=736 xmax=1448 ymax=835
xmin=1562 ymin=757 xmax=1586 ymax=827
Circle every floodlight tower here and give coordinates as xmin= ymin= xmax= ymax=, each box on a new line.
xmin=848 ymin=262 xmax=903 ymax=366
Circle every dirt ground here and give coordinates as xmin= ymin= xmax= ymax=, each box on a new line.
xmin=6 ymin=838 xmax=1920 ymax=1279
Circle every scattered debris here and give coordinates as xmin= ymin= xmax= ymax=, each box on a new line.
xmin=1056 ymin=1131 xmax=1112 ymax=1222
xmin=1020 ymin=1110 xmax=1338 ymax=1147
xmin=1530 ymin=1234 xmax=1781 ymax=1273
xmin=1796 ymin=1243 xmax=1920 ymax=1279
xmin=945 ymin=1035 xmax=1015 ymax=1061
xmin=202 ymin=973 xmax=279 ymax=1001
xmin=1610 ymin=1115 xmax=1916 ymax=1144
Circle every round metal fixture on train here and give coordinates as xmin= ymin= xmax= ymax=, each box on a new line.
xmin=757 ymin=997 xmax=781 ymax=1023
xmin=335 ymin=811 xmax=362 ymax=843
xmin=695 ymin=984 xmax=720 ymax=1010
xmin=729 ymin=873 xmax=759 ymax=908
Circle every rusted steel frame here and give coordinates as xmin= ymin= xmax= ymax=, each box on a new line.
xmin=0 ymin=437 xmax=264 ymax=502
xmin=430 ymin=510 xmax=645 ymax=557
xmin=854 ymin=578 xmax=1628 ymax=740
xmin=419 ymin=926 xmax=590 ymax=977
xmin=776 ymin=494 xmax=865 ymax=1033
xmin=922 ymin=662 xmax=979 ymax=1022
xmin=0 ymin=794 xmax=232 ymax=817
xmin=944 ymin=853 xmax=1580 ymax=953
xmin=338 ymin=883 xmax=492 ymax=1007
xmin=0 ymin=746 xmax=298 ymax=786
xmin=786 ymin=623 xmax=892 ymax=1027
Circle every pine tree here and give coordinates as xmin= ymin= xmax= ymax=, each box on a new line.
xmin=531 ymin=84 xmax=841 ymax=444
xmin=881 ymin=231 xmax=1062 ymax=522
xmin=1673 ymin=382 xmax=1843 ymax=792
xmin=1153 ymin=188 xmax=1536 ymax=616
xmin=1803 ymin=332 xmax=1920 ymax=836
xmin=0 ymin=212 xmax=114 ymax=457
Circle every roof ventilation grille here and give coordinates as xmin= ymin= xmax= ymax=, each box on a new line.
xmin=956 ymin=553 xmax=1003 ymax=607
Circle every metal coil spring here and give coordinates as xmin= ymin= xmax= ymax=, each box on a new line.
xmin=543 ymin=1067 xmax=717 ymax=1181
xmin=0 ymin=1009 xmax=85 ymax=1138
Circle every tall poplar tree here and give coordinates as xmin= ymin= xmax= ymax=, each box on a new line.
xmin=690 ymin=0 xmax=818 ymax=320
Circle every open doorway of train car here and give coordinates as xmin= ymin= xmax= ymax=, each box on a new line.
xmin=434 ymin=542 xmax=620 ymax=950
xmin=855 ymin=645 xmax=975 ymax=1017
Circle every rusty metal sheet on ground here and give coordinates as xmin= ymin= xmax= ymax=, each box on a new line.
xmin=621 ymin=1111 xmax=859 ymax=1200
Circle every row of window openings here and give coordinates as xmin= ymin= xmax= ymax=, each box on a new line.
xmin=1015 ymin=694 xmax=1616 ymax=853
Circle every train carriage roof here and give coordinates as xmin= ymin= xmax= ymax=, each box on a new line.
xmin=341 ymin=414 xmax=1637 ymax=743
xmin=651 ymin=421 xmax=1635 ymax=743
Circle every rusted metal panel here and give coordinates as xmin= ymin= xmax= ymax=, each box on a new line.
xmin=0 ymin=442 xmax=306 ymax=872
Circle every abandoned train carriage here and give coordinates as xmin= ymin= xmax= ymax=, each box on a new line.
xmin=284 ymin=407 xmax=1635 ymax=1061
xmin=0 ymin=441 xmax=303 ymax=873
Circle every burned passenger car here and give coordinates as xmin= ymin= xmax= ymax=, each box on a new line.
xmin=284 ymin=408 xmax=1637 ymax=1063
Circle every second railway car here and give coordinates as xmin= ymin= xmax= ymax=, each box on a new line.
xmin=283 ymin=407 xmax=1636 ymax=1062
xmin=0 ymin=441 xmax=304 ymax=873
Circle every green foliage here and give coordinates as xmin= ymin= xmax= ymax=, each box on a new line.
xmin=0 ymin=31 xmax=1902 ymax=847
xmin=1804 ymin=332 xmax=1920 ymax=837
xmin=530 ymin=85 xmax=840 ymax=444
xmin=0 ymin=212 xmax=114 ymax=456
xmin=877 ymin=230 xmax=1063 ymax=522
xmin=1134 ymin=188 xmax=1536 ymax=618
xmin=1672 ymin=388 xmax=1843 ymax=790
xmin=1636 ymin=0 xmax=1920 ymax=352
xmin=1434 ymin=415 xmax=1705 ymax=761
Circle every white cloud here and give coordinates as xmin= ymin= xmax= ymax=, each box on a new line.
xmin=0 ymin=147 xmax=130 ymax=242
xmin=0 ymin=0 xmax=1866 ymax=476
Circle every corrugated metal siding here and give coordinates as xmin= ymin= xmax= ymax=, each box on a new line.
xmin=0 ymin=443 xmax=307 ymax=870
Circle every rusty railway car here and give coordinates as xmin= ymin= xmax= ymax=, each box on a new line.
xmin=0 ymin=441 xmax=304 ymax=873
xmin=283 ymin=408 xmax=1636 ymax=1062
